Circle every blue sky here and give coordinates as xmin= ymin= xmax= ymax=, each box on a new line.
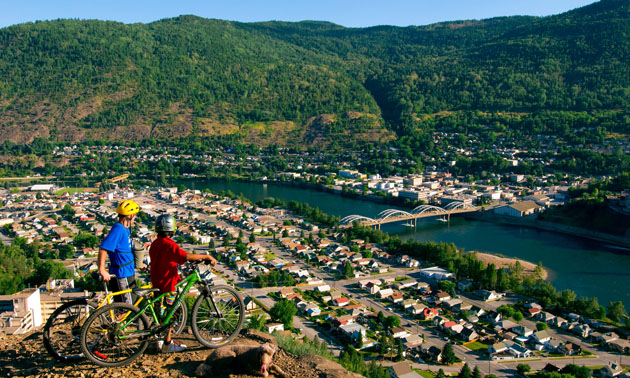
xmin=0 ymin=0 xmax=598 ymax=29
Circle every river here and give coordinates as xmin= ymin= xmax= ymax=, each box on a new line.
xmin=177 ymin=179 xmax=630 ymax=308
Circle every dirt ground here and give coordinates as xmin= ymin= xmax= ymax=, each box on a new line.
xmin=0 ymin=329 xmax=362 ymax=378
xmin=474 ymin=252 xmax=548 ymax=280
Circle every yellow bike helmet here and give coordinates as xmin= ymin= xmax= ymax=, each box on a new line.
xmin=116 ymin=200 xmax=140 ymax=216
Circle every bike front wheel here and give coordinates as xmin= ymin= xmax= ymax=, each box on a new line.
xmin=191 ymin=285 xmax=245 ymax=348
xmin=80 ymin=303 xmax=150 ymax=367
xmin=43 ymin=298 xmax=97 ymax=362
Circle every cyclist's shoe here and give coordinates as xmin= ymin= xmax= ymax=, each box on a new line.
xmin=161 ymin=340 xmax=187 ymax=353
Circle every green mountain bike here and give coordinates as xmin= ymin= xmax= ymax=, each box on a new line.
xmin=42 ymin=273 xmax=187 ymax=362
xmin=79 ymin=261 xmax=245 ymax=367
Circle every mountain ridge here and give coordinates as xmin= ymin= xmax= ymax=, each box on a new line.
xmin=0 ymin=0 xmax=628 ymax=146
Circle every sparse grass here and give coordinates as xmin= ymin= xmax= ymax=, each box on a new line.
xmin=273 ymin=331 xmax=334 ymax=359
xmin=264 ymin=252 xmax=277 ymax=260
xmin=414 ymin=369 xmax=436 ymax=378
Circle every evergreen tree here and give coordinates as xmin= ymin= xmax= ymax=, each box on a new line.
xmin=436 ymin=369 xmax=446 ymax=378
xmin=395 ymin=338 xmax=404 ymax=361
xmin=458 ymin=363 xmax=472 ymax=378
xmin=344 ymin=261 xmax=355 ymax=279
xmin=472 ymin=365 xmax=482 ymax=378
xmin=442 ymin=343 xmax=456 ymax=365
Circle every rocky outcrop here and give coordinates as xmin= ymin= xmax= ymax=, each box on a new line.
xmin=0 ymin=329 xmax=363 ymax=378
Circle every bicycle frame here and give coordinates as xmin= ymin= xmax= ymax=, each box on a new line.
xmin=115 ymin=264 xmax=221 ymax=340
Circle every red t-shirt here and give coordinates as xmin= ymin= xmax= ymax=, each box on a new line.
xmin=149 ymin=236 xmax=188 ymax=292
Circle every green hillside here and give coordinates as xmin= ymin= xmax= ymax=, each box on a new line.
xmin=0 ymin=0 xmax=628 ymax=146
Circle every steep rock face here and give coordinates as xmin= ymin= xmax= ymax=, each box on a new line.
xmin=0 ymin=329 xmax=363 ymax=378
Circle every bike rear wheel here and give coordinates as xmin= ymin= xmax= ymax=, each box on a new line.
xmin=80 ymin=303 xmax=150 ymax=367
xmin=191 ymin=285 xmax=245 ymax=348
xmin=43 ymin=298 xmax=97 ymax=362
xmin=171 ymin=299 xmax=188 ymax=334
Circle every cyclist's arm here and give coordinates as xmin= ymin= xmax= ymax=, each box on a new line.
xmin=186 ymin=253 xmax=217 ymax=266
xmin=98 ymin=248 xmax=111 ymax=281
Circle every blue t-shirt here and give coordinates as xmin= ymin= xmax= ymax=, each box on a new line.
xmin=99 ymin=223 xmax=135 ymax=278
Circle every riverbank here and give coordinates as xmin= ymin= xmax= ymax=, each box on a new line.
xmin=473 ymin=252 xmax=549 ymax=280
xmin=466 ymin=211 xmax=630 ymax=249
xmin=184 ymin=177 xmax=630 ymax=249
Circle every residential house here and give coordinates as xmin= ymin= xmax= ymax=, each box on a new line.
xmin=416 ymin=282 xmax=430 ymax=293
xmin=461 ymin=328 xmax=479 ymax=342
xmin=391 ymin=292 xmax=404 ymax=304
xmin=512 ymin=325 xmax=534 ymax=337
xmin=391 ymin=327 xmax=410 ymax=339
xmin=339 ymin=323 xmax=366 ymax=343
xmin=426 ymin=346 xmax=443 ymax=363
xmin=315 ymin=284 xmax=331 ymax=293
xmin=408 ymin=304 xmax=427 ymax=315
xmin=557 ymin=342 xmax=582 ymax=356
xmin=507 ymin=342 xmax=532 ymax=358
xmin=474 ymin=289 xmax=505 ymax=302
xmin=608 ymin=339 xmax=630 ymax=354
xmin=422 ymin=308 xmax=439 ymax=320
xmin=366 ymin=282 xmax=380 ymax=295
xmin=377 ymin=288 xmax=394 ymax=299
xmin=401 ymin=299 xmax=418 ymax=309
xmin=403 ymin=334 xmax=423 ymax=350
xmin=389 ymin=362 xmax=422 ymax=378
xmin=435 ymin=291 xmax=451 ymax=302
xmin=532 ymin=330 xmax=552 ymax=345
xmin=489 ymin=341 xmax=509 ymax=355
xmin=333 ymin=297 xmax=350 ymax=307
xmin=393 ymin=279 xmax=417 ymax=290
xmin=279 ymin=288 xmax=294 ymax=298
xmin=442 ymin=298 xmax=462 ymax=310
xmin=486 ymin=311 xmax=502 ymax=324
xmin=267 ymin=323 xmax=285 ymax=333
xmin=304 ymin=303 xmax=322 ymax=317
xmin=554 ymin=316 xmax=569 ymax=329
xmin=599 ymin=363 xmax=623 ymax=378
xmin=535 ymin=312 xmax=556 ymax=324
xmin=496 ymin=319 xmax=517 ymax=332
xmin=592 ymin=332 xmax=619 ymax=345
xmin=569 ymin=323 xmax=591 ymax=338
xmin=243 ymin=296 xmax=258 ymax=311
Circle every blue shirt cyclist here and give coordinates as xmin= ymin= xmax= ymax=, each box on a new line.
xmin=98 ymin=199 xmax=140 ymax=303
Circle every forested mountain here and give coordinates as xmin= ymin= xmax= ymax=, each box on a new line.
xmin=0 ymin=0 xmax=628 ymax=146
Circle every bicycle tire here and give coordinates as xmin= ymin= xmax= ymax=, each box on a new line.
xmin=80 ymin=302 xmax=150 ymax=367
xmin=172 ymin=299 xmax=188 ymax=334
xmin=43 ymin=298 xmax=97 ymax=362
xmin=191 ymin=285 xmax=245 ymax=348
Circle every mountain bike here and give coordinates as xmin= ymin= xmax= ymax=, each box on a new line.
xmin=79 ymin=260 xmax=245 ymax=367
xmin=43 ymin=273 xmax=187 ymax=362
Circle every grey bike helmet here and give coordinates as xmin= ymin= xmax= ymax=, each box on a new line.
xmin=155 ymin=214 xmax=177 ymax=232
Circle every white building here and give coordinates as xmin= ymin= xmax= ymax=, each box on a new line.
xmin=493 ymin=201 xmax=542 ymax=217
xmin=0 ymin=288 xmax=42 ymax=334
xmin=419 ymin=266 xmax=454 ymax=281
